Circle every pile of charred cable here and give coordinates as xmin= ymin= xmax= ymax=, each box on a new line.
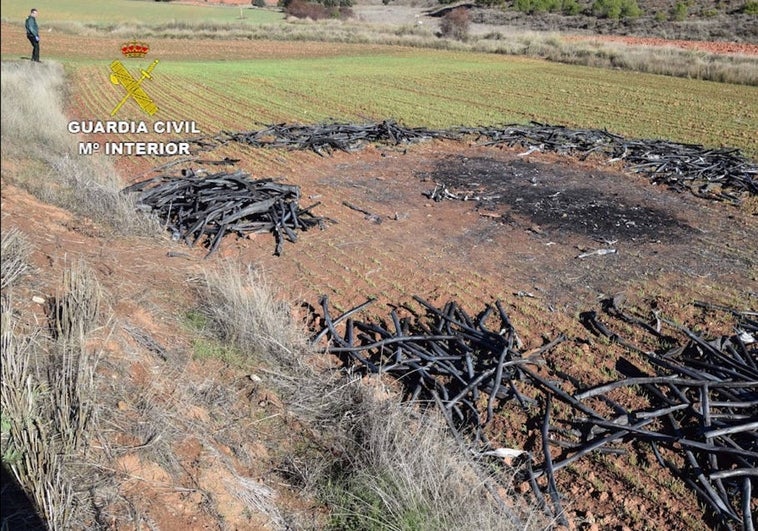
xmin=312 ymin=295 xmax=757 ymax=529
xmin=122 ymin=169 xmax=325 ymax=257
xmin=579 ymin=299 xmax=757 ymax=531
xmin=312 ymin=295 xmax=563 ymax=439
xmin=178 ymin=120 xmax=756 ymax=199
xmin=311 ymin=295 xmax=571 ymax=523
xmin=465 ymin=122 xmax=757 ymax=200
xmin=222 ymin=120 xmax=457 ymax=156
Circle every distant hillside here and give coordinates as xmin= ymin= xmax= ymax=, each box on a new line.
xmin=381 ymin=0 xmax=758 ymax=41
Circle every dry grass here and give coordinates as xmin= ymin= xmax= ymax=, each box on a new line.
xmin=0 ymin=63 xmax=70 ymax=156
xmin=0 ymin=228 xmax=33 ymax=290
xmin=47 ymin=260 xmax=102 ymax=341
xmin=314 ymin=384 xmax=545 ymax=531
xmin=0 ymin=61 xmax=160 ymax=236
xmin=197 ymin=261 xmax=309 ymax=368
xmin=1 ymin=262 xmax=103 ymax=530
xmin=519 ymin=37 xmax=758 ymax=85
xmin=0 ymin=296 xmax=71 ymax=530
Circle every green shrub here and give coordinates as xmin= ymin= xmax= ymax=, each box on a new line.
xmin=562 ymin=0 xmax=581 ymax=15
xmin=514 ymin=0 xmax=579 ymax=13
xmin=538 ymin=0 xmax=561 ymax=11
xmin=514 ymin=0 xmax=532 ymax=11
xmin=744 ymin=1 xmax=758 ymax=14
xmin=672 ymin=1 xmax=688 ymax=20
xmin=592 ymin=0 xmax=642 ymax=18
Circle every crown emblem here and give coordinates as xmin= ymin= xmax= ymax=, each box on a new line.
xmin=120 ymin=41 xmax=150 ymax=58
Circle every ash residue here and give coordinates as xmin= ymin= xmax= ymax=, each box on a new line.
xmin=422 ymin=155 xmax=693 ymax=242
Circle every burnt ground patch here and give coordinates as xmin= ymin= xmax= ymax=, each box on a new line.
xmin=421 ymin=155 xmax=694 ymax=243
xmin=298 ymin=142 xmax=756 ymax=305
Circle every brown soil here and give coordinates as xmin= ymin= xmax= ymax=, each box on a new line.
xmin=2 ymin=17 xmax=756 ymax=531
xmin=194 ymin=141 xmax=755 ymax=314
xmin=564 ymin=34 xmax=758 ymax=55
xmin=4 ymin=136 xmax=756 ymax=529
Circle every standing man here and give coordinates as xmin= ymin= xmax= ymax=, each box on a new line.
xmin=25 ymin=8 xmax=40 ymax=62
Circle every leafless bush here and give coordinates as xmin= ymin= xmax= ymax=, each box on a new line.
xmin=47 ymin=261 xmax=102 ymax=342
xmin=286 ymin=1 xmax=328 ymax=21
xmin=285 ymin=0 xmax=352 ymax=20
xmin=439 ymin=7 xmax=471 ymax=41
xmin=1 ymin=228 xmax=33 ymax=290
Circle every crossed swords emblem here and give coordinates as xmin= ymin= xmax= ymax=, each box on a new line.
xmin=109 ymin=59 xmax=159 ymax=116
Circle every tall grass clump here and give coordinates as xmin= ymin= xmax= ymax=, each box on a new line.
xmin=315 ymin=388 xmax=544 ymax=531
xmin=47 ymin=261 xmax=102 ymax=342
xmin=198 ymin=261 xmax=308 ymax=368
xmin=0 ymin=61 xmax=160 ymax=236
xmin=1 ymin=262 xmax=103 ymax=530
xmin=1 ymin=228 xmax=33 ymax=290
xmin=1 ymin=298 xmax=73 ymax=530
xmin=196 ymin=261 xmax=545 ymax=530
xmin=0 ymin=63 xmax=70 ymax=156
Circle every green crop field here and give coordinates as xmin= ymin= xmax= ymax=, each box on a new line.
xmin=3 ymin=0 xmax=756 ymax=157
xmin=66 ymin=50 xmax=758 ymax=158
xmin=0 ymin=0 xmax=282 ymax=25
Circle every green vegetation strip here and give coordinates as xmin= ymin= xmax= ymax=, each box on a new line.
xmin=135 ymin=53 xmax=758 ymax=157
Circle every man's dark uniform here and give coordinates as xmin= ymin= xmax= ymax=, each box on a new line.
xmin=25 ymin=12 xmax=39 ymax=62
